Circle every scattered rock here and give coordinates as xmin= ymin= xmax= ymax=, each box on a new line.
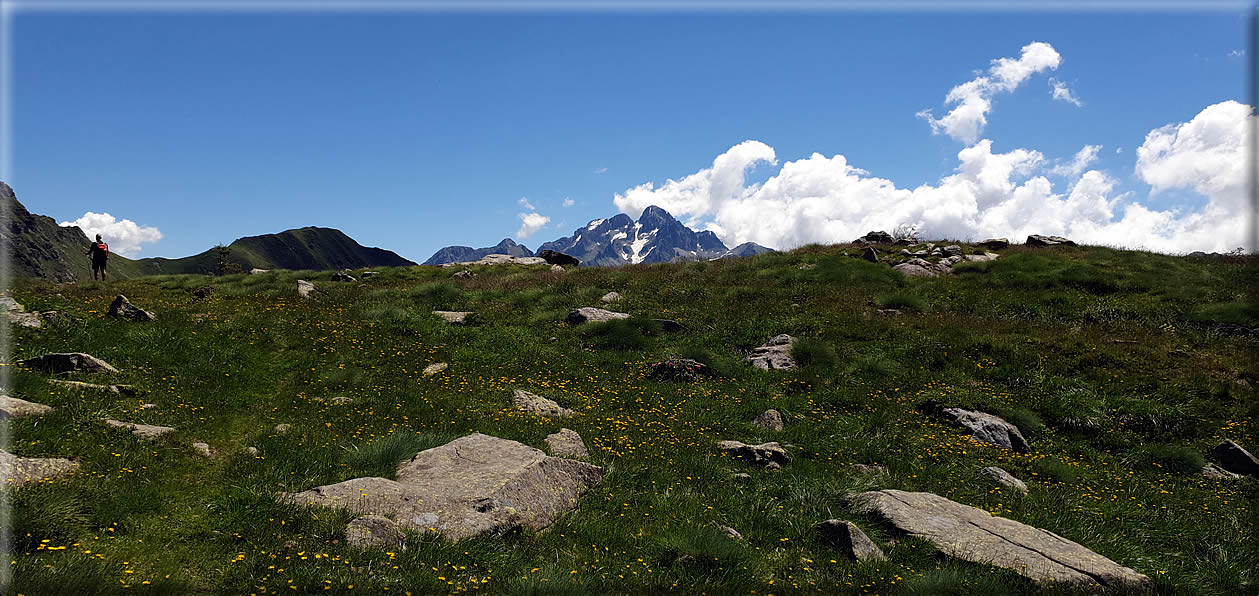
xmin=331 ymin=270 xmax=357 ymax=282
xmin=452 ymin=270 xmax=478 ymax=279
xmin=1211 ymin=439 xmax=1259 ymax=476
xmin=1026 ymin=235 xmax=1076 ymax=247
xmin=892 ymin=258 xmax=951 ymax=277
xmin=422 ymin=362 xmax=448 ymax=376
xmin=745 ymin=334 xmax=797 ymax=370
xmin=979 ymin=466 xmax=1028 ymax=494
xmin=977 ymin=238 xmax=1009 ymax=250
xmin=142 ymin=403 xmax=157 ymax=409
xmin=876 ymin=309 xmax=902 ymax=317
xmin=537 ymin=249 xmax=580 ymax=266
xmin=192 ymin=442 xmax=213 ymax=457
xmin=20 ymin=352 xmax=118 ymax=375
xmin=855 ymin=231 xmax=895 ymax=244
xmin=246 ymin=446 xmax=259 ymax=456
xmin=274 ymin=423 xmax=292 ymax=434
xmin=732 ymin=472 xmax=752 ymax=481
xmin=943 ymin=408 xmax=1030 ymax=453
xmin=104 ymin=419 xmax=175 ymax=440
xmin=717 ymin=440 xmax=789 ymax=467
xmin=816 ymin=520 xmax=886 ymax=562
xmin=0 ymin=395 xmax=53 ymax=419
xmin=963 ymin=252 xmax=1000 ymax=262
xmin=329 ymin=396 xmax=354 ymax=405
xmin=281 ymin=433 xmax=603 ymax=541
xmin=1201 ymin=463 xmax=1242 ymax=480
xmin=861 ymin=247 xmax=879 ymax=263
xmin=566 ymin=307 xmax=630 ymax=325
xmin=250 ymin=268 xmax=270 ymax=275
xmin=751 ymin=409 xmax=784 ymax=432
xmin=651 ymin=319 xmax=687 ymax=332
xmin=0 ymin=449 xmax=78 ymax=489
xmin=797 ymin=263 xmax=817 ymax=270
xmin=512 ymin=389 xmax=574 ymax=418
xmin=852 ymin=464 xmax=889 ymax=475
xmin=647 ymin=358 xmax=714 ymax=382
xmin=361 ymin=271 xmax=379 ymax=278
xmin=941 ymin=245 xmax=963 ymax=257
xmin=191 ymin=286 xmax=215 ymax=299
xmin=855 ymin=490 xmax=1151 ymax=589
xmin=346 ymin=515 xmax=407 ymax=548
xmin=432 ymin=310 xmax=474 ymax=325
xmin=550 ymin=264 xmax=566 ymax=273
xmin=297 ymin=280 xmax=317 ymax=299
xmin=49 ymin=379 xmax=142 ymax=396
xmin=600 ymin=292 xmax=622 ymax=303
xmin=719 ymin=525 xmax=743 ymax=540
xmin=544 ymin=428 xmax=590 ymax=459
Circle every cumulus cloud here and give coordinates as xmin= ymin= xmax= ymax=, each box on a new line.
xmin=59 ymin=212 xmax=162 ymax=257
xmin=516 ymin=211 xmax=550 ymax=240
xmin=518 ymin=197 xmax=536 ymax=211
xmin=608 ymin=101 xmax=1253 ymax=254
xmin=1049 ymin=144 xmax=1101 ymax=177
xmin=918 ymin=42 xmax=1062 ymax=143
xmin=1049 ymin=78 xmax=1082 ymax=106
xmin=562 ymin=197 xmax=575 ymax=207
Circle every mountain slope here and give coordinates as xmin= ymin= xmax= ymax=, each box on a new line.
xmin=536 ymin=206 xmax=731 ymax=266
xmin=422 ymin=238 xmax=533 ymax=266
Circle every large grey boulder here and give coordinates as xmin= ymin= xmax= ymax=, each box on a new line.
xmin=1026 ymin=235 xmax=1076 ymax=247
xmin=104 ymin=419 xmax=175 ymax=440
xmin=752 ymin=409 xmax=784 ymax=432
xmin=815 ymin=520 xmax=886 ymax=562
xmin=1211 ymin=440 xmax=1259 ymax=476
xmin=855 ymin=231 xmax=895 ymax=244
xmin=512 ymin=389 xmax=574 ymax=418
xmin=893 ymin=258 xmax=951 ymax=277
xmin=566 ymin=307 xmax=630 ymax=325
xmin=979 ymin=466 xmax=1028 ymax=494
xmin=855 ymin=490 xmax=1151 ymax=589
xmin=717 ymin=440 xmax=789 ymax=467
xmin=281 ymin=433 xmax=603 ymax=541
xmin=544 ymin=428 xmax=590 ymax=459
xmin=20 ymin=352 xmax=118 ymax=375
xmin=108 ymin=295 xmax=155 ymax=322
xmin=943 ymin=408 xmax=1030 ymax=453
xmin=0 ymin=395 xmax=53 ymax=419
xmin=746 ymin=334 xmax=797 ymax=370
xmin=0 ymin=449 xmax=78 ymax=489
xmin=940 ymin=245 xmax=963 ymax=257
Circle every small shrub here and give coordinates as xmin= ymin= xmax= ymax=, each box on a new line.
xmin=791 ymin=337 xmax=838 ymax=368
xmin=1005 ymin=408 xmax=1046 ymax=436
xmin=875 ymin=292 xmax=927 ymax=312
xmin=582 ymin=317 xmax=659 ymax=351
xmin=1128 ymin=444 xmax=1206 ymax=475
xmin=411 ymin=282 xmax=466 ymax=310
xmin=852 ymin=353 xmax=901 ymax=378
xmin=1029 ymin=457 xmax=1081 ymax=484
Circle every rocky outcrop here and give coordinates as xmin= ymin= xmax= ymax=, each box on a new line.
xmin=1026 ymin=235 xmax=1076 ymax=247
xmin=1211 ymin=440 xmax=1259 ymax=476
xmin=855 ymin=490 xmax=1151 ymax=589
xmin=1 ymin=449 xmax=78 ymax=488
xmin=537 ymin=249 xmax=580 ymax=266
xmin=943 ymin=408 xmax=1030 ymax=453
xmin=545 ymin=428 xmax=590 ymax=459
xmin=2 ymin=296 xmax=51 ymax=328
xmin=0 ymin=395 xmax=53 ymax=419
xmin=816 ymin=520 xmax=885 ymax=561
xmin=108 ymin=295 xmax=155 ymax=322
xmin=979 ymin=466 xmax=1028 ymax=494
xmin=855 ymin=231 xmax=895 ymax=244
xmin=752 ymin=409 xmax=784 ymax=432
xmin=512 ymin=389 xmax=574 ymax=418
xmin=977 ymin=238 xmax=1009 ymax=250
xmin=746 ymin=334 xmax=797 ymax=370
xmin=20 ymin=352 xmax=119 ymax=375
xmin=281 ymin=433 xmax=603 ymax=541
xmin=717 ymin=440 xmax=789 ymax=468
xmin=566 ymin=307 xmax=630 ymax=325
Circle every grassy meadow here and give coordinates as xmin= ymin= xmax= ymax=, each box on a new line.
xmin=4 ymin=242 xmax=1257 ymax=594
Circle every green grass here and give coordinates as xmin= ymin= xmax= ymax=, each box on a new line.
xmin=5 ymin=242 xmax=1257 ymax=594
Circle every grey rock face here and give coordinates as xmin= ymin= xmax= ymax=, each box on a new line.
xmin=513 ymin=389 xmax=574 ymax=418
xmin=0 ymin=449 xmax=78 ymax=488
xmin=281 ymin=433 xmax=603 ymax=541
xmin=752 ymin=409 xmax=784 ymax=432
xmin=0 ymin=395 xmax=53 ymax=419
xmin=893 ymin=258 xmax=951 ymax=277
xmin=545 ymin=428 xmax=590 ymax=459
xmin=1212 ymin=440 xmax=1259 ymax=476
xmin=297 ymin=280 xmax=316 ymax=299
xmin=746 ymin=334 xmax=797 ymax=370
xmin=855 ymin=490 xmax=1151 ymax=589
xmin=432 ymin=311 xmax=474 ymax=325
xmin=979 ymin=466 xmax=1029 ymax=494
xmin=104 ymin=419 xmax=175 ymax=440
xmin=108 ymin=295 xmax=155 ymax=321
xmin=717 ymin=440 xmax=789 ymax=467
xmin=20 ymin=352 xmax=118 ymax=375
xmin=565 ymin=307 xmax=629 ymax=325
xmin=346 ymin=515 xmax=407 ymax=548
xmin=943 ymin=408 xmax=1030 ymax=453
xmin=816 ymin=520 xmax=886 ymax=562
xmin=1026 ymin=235 xmax=1076 ymax=247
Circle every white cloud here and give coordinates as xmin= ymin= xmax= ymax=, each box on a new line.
xmin=59 ymin=212 xmax=162 ymax=257
xmin=593 ymin=167 xmax=608 ymax=175
xmin=918 ymin=42 xmax=1062 ymax=143
xmin=609 ymin=102 xmax=1253 ymax=254
xmin=1049 ymin=144 xmax=1101 ymax=177
xmin=1228 ymin=49 xmax=1245 ymax=57
xmin=518 ymin=197 xmax=535 ymax=210
xmin=562 ymin=197 xmax=575 ymax=207
xmin=516 ymin=212 xmax=550 ymax=240
xmin=1115 ymin=147 xmax=1123 ymax=154
xmin=1049 ymin=78 xmax=1083 ymax=107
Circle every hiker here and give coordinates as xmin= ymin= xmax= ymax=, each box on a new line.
xmin=86 ymin=234 xmax=109 ymax=280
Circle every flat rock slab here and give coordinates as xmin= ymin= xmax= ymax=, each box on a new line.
xmin=50 ymin=379 xmax=142 ymax=396
xmin=717 ymin=440 xmax=789 ymax=467
xmin=816 ymin=519 xmax=886 ymax=562
xmin=979 ymin=466 xmax=1029 ymax=494
xmin=566 ymin=307 xmax=630 ymax=325
xmin=346 ymin=515 xmax=406 ymax=548
xmin=0 ymin=395 xmax=53 ymax=419
xmin=20 ymin=352 xmax=119 ymax=375
xmin=433 ymin=311 xmax=473 ymax=325
xmin=1026 ymin=235 xmax=1076 ymax=247
xmin=855 ymin=490 xmax=1150 ymax=589
xmin=943 ymin=408 xmax=1030 ymax=453
xmin=281 ymin=432 xmax=603 ymax=541
xmin=513 ymin=389 xmax=574 ymax=418
xmin=104 ymin=419 xmax=175 ymax=440
xmin=545 ymin=428 xmax=590 ymax=459
xmin=1 ymin=449 xmax=78 ymax=488
xmin=108 ymin=295 xmax=155 ymax=322
xmin=746 ymin=334 xmax=797 ymax=370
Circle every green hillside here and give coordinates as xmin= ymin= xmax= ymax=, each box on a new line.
xmin=5 ymin=241 xmax=1257 ymax=594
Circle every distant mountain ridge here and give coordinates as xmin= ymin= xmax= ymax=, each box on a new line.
xmin=422 ymin=238 xmax=533 ymax=266
xmin=2 ymin=182 xmax=415 ymax=281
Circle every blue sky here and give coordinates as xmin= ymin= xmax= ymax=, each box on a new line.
xmin=9 ymin=8 xmax=1254 ymax=259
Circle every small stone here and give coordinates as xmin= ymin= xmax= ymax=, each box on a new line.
xmin=732 ymin=472 xmax=752 ymax=481
xmin=852 ymin=464 xmax=888 ymax=475
xmin=1026 ymin=234 xmax=1076 ymax=247
xmin=192 ymin=442 xmax=213 ymax=457
xmin=652 ymin=319 xmax=687 ymax=332
xmin=423 ymin=362 xmax=448 ymax=376
xmin=544 ymin=428 xmax=590 ymax=459
xmin=861 ymin=247 xmax=879 ymax=263
xmin=329 ymin=396 xmax=354 ymax=405
xmin=104 ymin=419 xmax=175 ymax=441
xmin=941 ymin=245 xmax=963 ymax=257
xmin=745 ymin=334 xmax=797 ymax=370
xmin=816 ymin=520 xmax=886 ymax=562
xmin=274 ymin=423 xmax=292 ymax=433
xmin=979 ymin=466 xmax=1028 ymax=494
xmin=361 ymin=271 xmax=379 ymax=278
xmin=331 ymin=270 xmax=357 ymax=282
xmin=142 ymin=403 xmax=157 ymax=409
xmin=452 ymin=270 xmax=478 ymax=279
xmin=752 ymin=409 xmax=784 ymax=431
xmin=512 ymin=389 xmax=574 ymax=418
xmin=0 ymin=449 xmax=78 ymax=489
xmin=246 ymin=446 xmax=259 ymax=456
xmin=977 ymin=238 xmax=1009 ymax=250
xmin=717 ymin=440 xmax=789 ymax=467
xmin=720 ymin=525 xmax=743 ymax=540
xmin=432 ymin=310 xmax=474 ymax=325
xmin=550 ymin=264 xmax=566 ymax=273
xmin=1201 ymin=463 xmax=1242 ymax=480
xmin=250 ymin=268 xmax=270 ymax=275
xmin=943 ymin=408 xmax=1030 ymax=453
